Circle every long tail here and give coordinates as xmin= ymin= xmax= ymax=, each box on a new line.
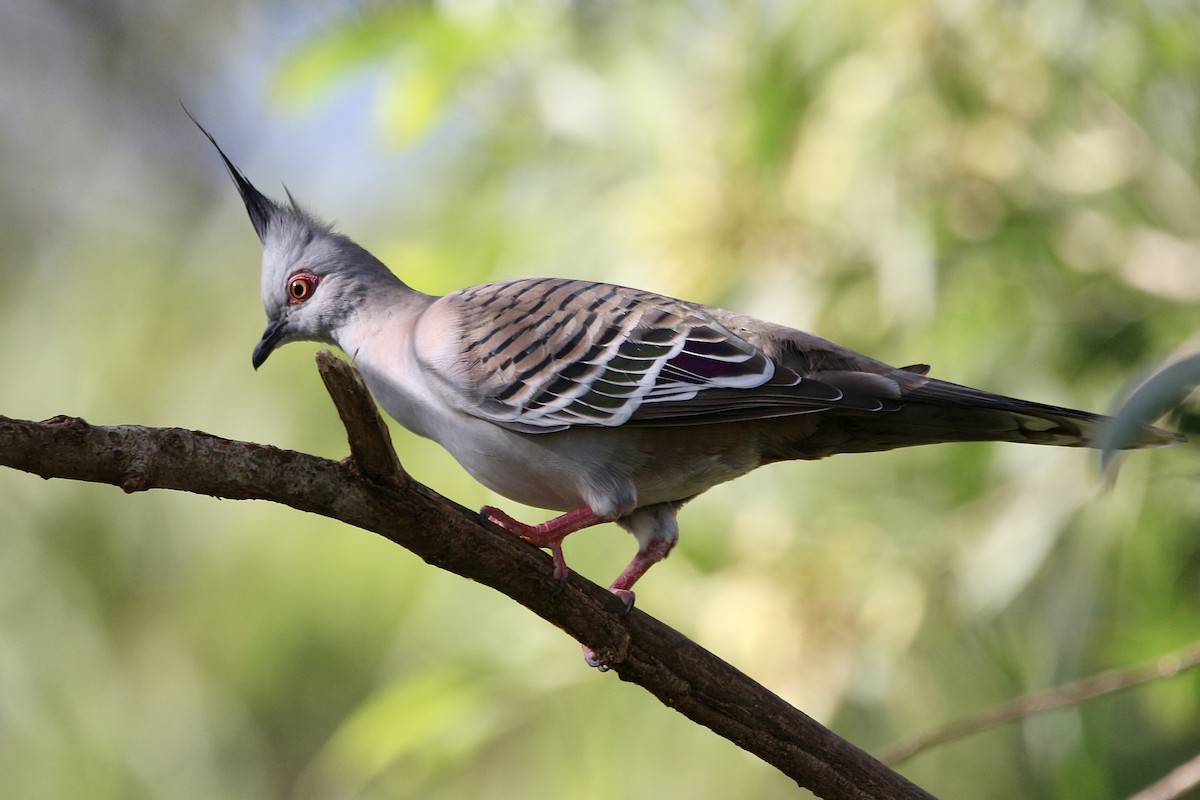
xmin=878 ymin=377 xmax=1183 ymax=450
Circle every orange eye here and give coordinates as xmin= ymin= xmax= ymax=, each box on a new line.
xmin=287 ymin=273 xmax=319 ymax=304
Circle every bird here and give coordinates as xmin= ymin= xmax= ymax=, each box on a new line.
xmin=195 ymin=120 xmax=1180 ymax=615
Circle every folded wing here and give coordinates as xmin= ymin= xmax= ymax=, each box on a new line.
xmin=436 ymin=278 xmax=890 ymax=432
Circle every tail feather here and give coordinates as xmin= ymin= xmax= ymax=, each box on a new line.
xmin=897 ymin=377 xmax=1182 ymax=450
xmin=757 ymin=372 xmax=1183 ymax=463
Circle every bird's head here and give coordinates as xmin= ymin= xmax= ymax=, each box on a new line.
xmin=192 ymin=116 xmax=396 ymax=369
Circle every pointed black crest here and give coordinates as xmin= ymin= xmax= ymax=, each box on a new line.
xmin=183 ymin=104 xmax=279 ymax=242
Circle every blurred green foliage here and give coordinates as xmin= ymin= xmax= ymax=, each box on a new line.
xmin=2 ymin=1 xmax=1198 ymax=798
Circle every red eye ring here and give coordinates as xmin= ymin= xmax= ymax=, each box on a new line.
xmin=287 ymin=272 xmax=320 ymax=304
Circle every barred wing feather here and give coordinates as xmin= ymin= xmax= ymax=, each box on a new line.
xmin=442 ymin=279 xmax=883 ymax=432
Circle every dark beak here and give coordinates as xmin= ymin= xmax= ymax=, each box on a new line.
xmin=251 ymin=317 xmax=288 ymax=370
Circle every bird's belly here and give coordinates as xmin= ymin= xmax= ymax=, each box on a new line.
xmin=440 ymin=423 xmax=760 ymax=514
xmin=359 ymin=373 xmax=595 ymax=508
xmin=436 ymin=424 xmax=621 ymax=512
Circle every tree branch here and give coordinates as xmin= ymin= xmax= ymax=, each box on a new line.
xmin=315 ymin=350 xmax=407 ymax=488
xmin=1128 ymin=751 xmax=1200 ymax=800
xmin=881 ymin=639 xmax=1200 ymax=765
xmin=0 ymin=352 xmax=933 ymax=800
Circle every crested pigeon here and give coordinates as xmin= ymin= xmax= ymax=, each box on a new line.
xmin=196 ymin=122 xmax=1180 ymax=613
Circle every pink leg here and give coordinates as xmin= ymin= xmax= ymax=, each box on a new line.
xmin=481 ymin=505 xmax=609 ymax=590
xmin=583 ymin=537 xmax=678 ymax=671
xmin=608 ymin=537 xmax=677 ymax=611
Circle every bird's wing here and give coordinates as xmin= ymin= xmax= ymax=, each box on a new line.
xmin=417 ymin=278 xmax=896 ymax=433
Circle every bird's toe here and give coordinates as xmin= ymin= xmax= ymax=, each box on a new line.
xmin=582 ymin=644 xmax=611 ymax=671
xmin=610 ymin=587 xmax=636 ymax=615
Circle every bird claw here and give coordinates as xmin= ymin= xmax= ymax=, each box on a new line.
xmin=479 ymin=505 xmax=514 ymax=531
xmin=610 ymin=587 xmax=636 ymax=615
xmin=579 ymin=589 xmax=638 ymax=669
xmin=582 ymin=644 xmax=611 ymax=671
xmin=550 ymin=542 xmax=571 ymax=595
xmin=480 ymin=505 xmax=578 ymax=595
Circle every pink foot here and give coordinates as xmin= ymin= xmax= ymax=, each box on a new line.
xmin=480 ymin=505 xmax=608 ymax=592
xmin=606 ymin=537 xmax=676 ymax=613
xmin=582 ymin=538 xmax=677 ymax=670
xmin=610 ymin=588 xmax=636 ymax=613
xmin=583 ymin=644 xmax=611 ymax=671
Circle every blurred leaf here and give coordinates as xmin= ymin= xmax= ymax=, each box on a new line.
xmin=308 ymin=667 xmax=511 ymax=796
xmin=379 ymin=59 xmax=450 ymax=145
xmin=278 ymin=3 xmax=540 ymax=144
xmin=275 ymin=7 xmax=415 ymax=107
xmin=1101 ymin=353 xmax=1199 ymax=469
